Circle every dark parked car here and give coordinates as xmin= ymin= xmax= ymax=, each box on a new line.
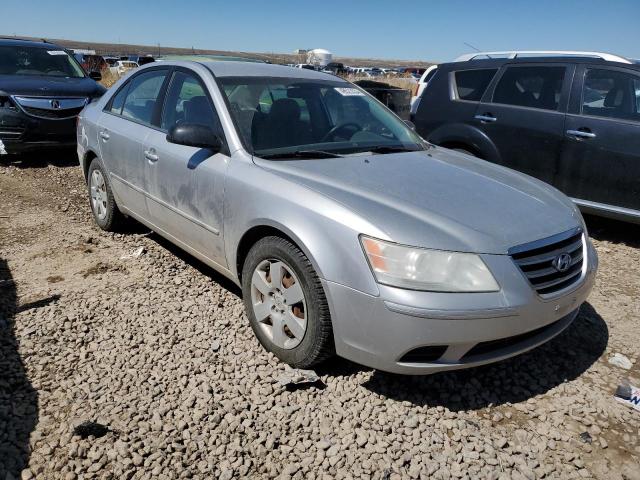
xmin=0 ymin=38 xmax=106 ymax=153
xmin=355 ymin=80 xmax=411 ymax=120
xmin=414 ymin=51 xmax=640 ymax=223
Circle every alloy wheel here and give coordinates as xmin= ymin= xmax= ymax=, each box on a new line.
xmin=250 ymin=259 xmax=307 ymax=349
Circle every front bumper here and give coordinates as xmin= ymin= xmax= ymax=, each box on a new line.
xmin=0 ymin=106 xmax=78 ymax=154
xmin=325 ymin=239 xmax=598 ymax=374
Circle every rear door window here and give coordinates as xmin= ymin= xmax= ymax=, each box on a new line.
xmin=492 ymin=66 xmax=565 ymax=111
xmin=453 ymin=69 xmax=497 ymax=101
xmin=121 ymin=69 xmax=168 ymax=126
xmin=581 ymin=68 xmax=640 ymax=122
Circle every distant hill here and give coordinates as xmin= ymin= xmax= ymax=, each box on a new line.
xmin=2 ymin=35 xmax=436 ymax=68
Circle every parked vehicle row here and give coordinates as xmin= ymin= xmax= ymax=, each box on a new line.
xmin=412 ymin=50 xmax=640 ymax=224
xmin=76 ymin=60 xmax=597 ymax=374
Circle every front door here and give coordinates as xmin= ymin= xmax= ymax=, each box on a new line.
xmin=558 ymin=66 xmax=640 ymax=211
xmin=475 ymin=64 xmax=573 ymax=185
xmin=143 ymin=68 xmax=229 ymax=267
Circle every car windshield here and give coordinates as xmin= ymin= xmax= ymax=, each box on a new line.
xmin=219 ymin=76 xmax=425 ymax=158
xmin=0 ymin=46 xmax=85 ymax=78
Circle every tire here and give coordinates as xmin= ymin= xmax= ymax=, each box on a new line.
xmin=87 ymin=157 xmax=126 ymax=231
xmin=241 ymin=236 xmax=334 ymax=368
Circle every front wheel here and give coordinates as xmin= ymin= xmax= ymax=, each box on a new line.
xmin=241 ymin=236 xmax=334 ymax=368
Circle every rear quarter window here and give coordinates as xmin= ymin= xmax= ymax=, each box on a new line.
xmin=453 ymin=69 xmax=498 ymax=101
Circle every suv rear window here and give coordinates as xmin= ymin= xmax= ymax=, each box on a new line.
xmin=453 ymin=69 xmax=497 ymax=101
xmin=582 ymin=68 xmax=640 ymax=122
xmin=493 ymin=66 xmax=565 ymax=111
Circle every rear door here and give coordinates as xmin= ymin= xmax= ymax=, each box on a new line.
xmin=142 ymin=68 xmax=229 ymax=266
xmin=558 ymin=65 xmax=640 ymax=212
xmin=414 ymin=66 xmax=498 ymax=138
xmin=97 ymin=67 xmax=170 ymax=216
xmin=475 ymin=63 xmax=573 ymax=185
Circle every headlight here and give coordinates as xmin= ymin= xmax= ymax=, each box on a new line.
xmin=361 ymin=236 xmax=499 ymax=292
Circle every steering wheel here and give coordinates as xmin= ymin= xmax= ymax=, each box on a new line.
xmin=321 ymin=122 xmax=362 ymax=142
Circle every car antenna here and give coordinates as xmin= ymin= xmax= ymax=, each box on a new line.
xmin=464 ymin=42 xmax=492 ymax=59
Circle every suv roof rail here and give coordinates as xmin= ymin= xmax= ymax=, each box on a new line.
xmin=455 ymin=50 xmax=632 ymax=65
xmin=0 ymin=36 xmax=52 ymax=44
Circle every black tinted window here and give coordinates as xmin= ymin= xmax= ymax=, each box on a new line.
xmin=582 ymin=68 xmax=640 ymax=122
xmin=161 ymin=71 xmax=220 ymax=132
xmin=121 ymin=69 xmax=167 ymax=125
xmin=454 ymin=69 xmax=497 ymax=101
xmin=493 ymin=66 xmax=565 ymax=111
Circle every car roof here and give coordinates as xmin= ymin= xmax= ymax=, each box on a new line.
xmin=0 ymin=37 xmax=60 ymax=49
xmin=441 ymin=56 xmax=640 ymax=71
xmin=199 ymin=60 xmax=344 ymax=80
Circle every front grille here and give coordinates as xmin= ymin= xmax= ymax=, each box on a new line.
xmin=21 ymin=105 xmax=84 ymax=119
xmin=510 ymin=229 xmax=584 ymax=296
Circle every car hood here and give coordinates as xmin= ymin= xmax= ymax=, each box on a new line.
xmin=0 ymin=75 xmax=105 ymax=97
xmin=255 ymin=148 xmax=582 ymax=255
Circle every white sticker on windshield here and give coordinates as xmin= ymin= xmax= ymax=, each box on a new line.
xmin=46 ymin=50 xmax=68 ymax=55
xmin=335 ymin=87 xmax=365 ymax=96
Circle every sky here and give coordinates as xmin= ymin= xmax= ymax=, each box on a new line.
xmin=1 ymin=0 xmax=638 ymax=62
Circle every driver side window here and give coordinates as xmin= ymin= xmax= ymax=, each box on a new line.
xmin=161 ymin=70 xmax=222 ymax=133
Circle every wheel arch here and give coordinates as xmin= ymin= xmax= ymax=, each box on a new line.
xmin=428 ymin=123 xmax=501 ymax=163
xmin=81 ymin=149 xmax=99 ymax=180
xmin=234 ymin=221 xmax=324 ymax=284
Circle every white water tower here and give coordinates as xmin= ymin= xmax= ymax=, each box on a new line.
xmin=307 ymin=48 xmax=333 ymax=67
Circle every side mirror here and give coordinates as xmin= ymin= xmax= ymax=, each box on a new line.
xmin=88 ymin=71 xmax=102 ymax=81
xmin=404 ymin=119 xmax=416 ymax=130
xmin=166 ymin=123 xmax=222 ymax=152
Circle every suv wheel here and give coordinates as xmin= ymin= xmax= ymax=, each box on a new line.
xmin=242 ymin=236 xmax=334 ymax=368
xmin=87 ymin=158 xmax=126 ymax=231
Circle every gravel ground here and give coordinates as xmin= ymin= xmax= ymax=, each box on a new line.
xmin=0 ymin=152 xmax=639 ymax=480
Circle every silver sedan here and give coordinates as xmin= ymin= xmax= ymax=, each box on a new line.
xmin=77 ymin=61 xmax=597 ymax=374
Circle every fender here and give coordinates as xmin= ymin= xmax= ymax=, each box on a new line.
xmin=428 ymin=123 xmax=501 ymax=164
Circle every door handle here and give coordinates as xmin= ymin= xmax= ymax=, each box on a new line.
xmin=144 ymin=149 xmax=159 ymax=162
xmin=474 ymin=114 xmax=497 ymax=123
xmin=99 ymin=131 xmax=110 ymax=141
xmin=566 ymin=129 xmax=596 ymax=139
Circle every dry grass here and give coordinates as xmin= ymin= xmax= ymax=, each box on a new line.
xmin=99 ymin=69 xmax=121 ymax=88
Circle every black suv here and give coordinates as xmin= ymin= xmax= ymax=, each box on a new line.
xmin=414 ymin=51 xmax=640 ymax=223
xmin=0 ymin=38 xmax=106 ymax=154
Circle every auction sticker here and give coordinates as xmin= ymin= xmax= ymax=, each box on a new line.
xmin=335 ymin=87 xmax=365 ymax=96
xmin=46 ymin=50 xmax=68 ymax=55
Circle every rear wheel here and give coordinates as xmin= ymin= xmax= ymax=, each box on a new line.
xmin=242 ymin=236 xmax=334 ymax=368
xmin=87 ymin=158 xmax=126 ymax=231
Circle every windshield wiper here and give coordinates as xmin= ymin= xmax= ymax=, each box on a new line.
xmin=363 ymin=145 xmax=423 ymax=154
xmin=258 ymin=150 xmax=343 ymax=160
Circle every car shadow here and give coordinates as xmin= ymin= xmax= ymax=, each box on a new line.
xmin=585 ymin=214 xmax=640 ymax=248
xmin=145 ymin=232 xmax=242 ymax=297
xmin=0 ymin=148 xmax=78 ymax=169
xmin=360 ymin=302 xmax=607 ymax=410
xmin=0 ymin=259 xmax=38 ymax=478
